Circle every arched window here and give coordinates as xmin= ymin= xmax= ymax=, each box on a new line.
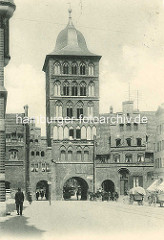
xmin=71 ymin=62 xmax=77 ymax=75
xmin=71 ymin=81 xmax=78 ymax=96
xmin=80 ymin=82 xmax=86 ymax=96
xmin=77 ymin=101 xmax=83 ymax=119
xmin=87 ymin=126 xmax=92 ymax=140
xmin=77 ymin=151 xmax=82 ymax=161
xmin=125 ymin=154 xmax=132 ymax=163
xmin=36 ymin=151 xmax=40 ymax=156
xmin=126 ymin=123 xmax=131 ymax=131
xmin=137 ymin=154 xmax=144 ymax=162
xmin=80 ymin=62 xmax=86 ymax=75
xmin=69 ymin=127 xmax=74 ymax=139
xmin=88 ymin=82 xmax=95 ymax=96
xmin=63 ymin=62 xmax=69 ymax=74
xmin=116 ymin=138 xmax=121 ymax=147
xmin=113 ymin=154 xmax=120 ymax=163
xmin=81 ymin=126 xmax=87 ymax=139
xmin=54 ymin=62 xmax=61 ymax=75
xmin=35 ymin=139 xmax=38 ymax=143
xmin=126 ymin=138 xmax=131 ymax=146
xmin=84 ymin=151 xmax=89 ymax=161
xmin=64 ymin=126 xmax=69 ymax=139
xmin=92 ymin=126 xmax=96 ymax=140
xmin=55 ymin=101 xmax=62 ymax=117
xmin=137 ymin=138 xmax=142 ymax=146
xmin=58 ymin=127 xmax=63 ymax=140
xmin=54 ymin=81 xmax=61 ymax=96
xmin=31 ymin=151 xmax=35 ymax=156
xmin=68 ymin=150 xmax=73 ymax=161
xmin=76 ymin=126 xmax=81 ymax=139
xmin=41 ymin=151 xmax=45 ymax=157
xmin=63 ymin=81 xmax=69 ymax=96
xmin=87 ymin=101 xmax=94 ymax=117
xmin=88 ymin=63 xmax=94 ymax=76
xmin=53 ymin=126 xmax=58 ymax=140
xmin=60 ymin=150 xmax=66 ymax=161
xmin=67 ymin=101 xmax=73 ymax=118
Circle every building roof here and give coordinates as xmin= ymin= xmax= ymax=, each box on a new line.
xmin=43 ymin=8 xmax=101 ymax=71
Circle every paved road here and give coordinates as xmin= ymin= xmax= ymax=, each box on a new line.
xmin=1 ymin=201 xmax=164 ymax=240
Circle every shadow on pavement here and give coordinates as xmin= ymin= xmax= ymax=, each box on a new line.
xmin=0 ymin=215 xmax=45 ymax=238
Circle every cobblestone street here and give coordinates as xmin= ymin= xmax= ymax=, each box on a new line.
xmin=1 ymin=200 xmax=164 ymax=240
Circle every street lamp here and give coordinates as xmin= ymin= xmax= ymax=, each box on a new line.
xmin=0 ymin=0 xmax=16 ymax=217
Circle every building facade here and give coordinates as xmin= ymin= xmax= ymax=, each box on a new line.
xmin=96 ymin=101 xmax=156 ymax=195
xmin=154 ymin=103 xmax=164 ymax=180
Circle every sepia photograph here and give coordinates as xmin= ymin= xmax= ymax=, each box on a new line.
xmin=0 ymin=0 xmax=164 ymax=239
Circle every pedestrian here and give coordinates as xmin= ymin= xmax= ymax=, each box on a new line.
xmin=36 ymin=191 xmax=39 ymax=200
xmin=41 ymin=190 xmax=44 ymax=200
xmin=15 ymin=188 xmax=24 ymax=216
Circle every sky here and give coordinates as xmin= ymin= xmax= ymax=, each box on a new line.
xmin=5 ymin=0 xmax=164 ymax=135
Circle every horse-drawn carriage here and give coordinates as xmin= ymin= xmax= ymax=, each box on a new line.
xmin=129 ymin=186 xmax=146 ymax=205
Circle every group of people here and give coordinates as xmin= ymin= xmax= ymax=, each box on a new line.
xmin=36 ymin=190 xmax=48 ymax=200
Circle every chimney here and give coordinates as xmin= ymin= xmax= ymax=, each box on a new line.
xmin=24 ymin=105 xmax=29 ymax=117
xmin=110 ymin=106 xmax=113 ymax=114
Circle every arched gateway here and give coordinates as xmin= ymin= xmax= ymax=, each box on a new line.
xmin=36 ymin=180 xmax=49 ymax=200
xmin=101 ymin=180 xmax=115 ymax=193
xmin=63 ymin=177 xmax=89 ymax=201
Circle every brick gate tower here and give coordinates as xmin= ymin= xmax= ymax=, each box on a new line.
xmin=0 ymin=0 xmax=16 ymax=216
xmin=43 ymin=8 xmax=101 ymax=200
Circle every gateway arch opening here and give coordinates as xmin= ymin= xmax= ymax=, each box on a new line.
xmin=102 ymin=180 xmax=115 ymax=193
xmin=63 ymin=177 xmax=88 ymax=200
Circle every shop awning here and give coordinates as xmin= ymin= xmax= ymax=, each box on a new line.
xmin=157 ymin=181 xmax=164 ymax=192
xmin=147 ymin=179 xmax=162 ymax=192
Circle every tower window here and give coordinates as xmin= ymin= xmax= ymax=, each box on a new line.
xmin=63 ymin=81 xmax=69 ymax=96
xmin=69 ymin=129 xmax=74 ymax=139
xmin=80 ymin=82 xmax=86 ymax=96
xmin=31 ymin=151 xmax=35 ymax=156
xmin=60 ymin=150 xmax=66 ymax=161
xmin=36 ymin=151 xmax=40 ymax=156
xmin=67 ymin=101 xmax=73 ymax=118
xmin=77 ymin=108 xmax=83 ymax=119
xmin=119 ymin=124 xmax=124 ymax=132
xmin=77 ymin=151 xmax=82 ymax=161
xmin=55 ymin=101 xmax=62 ymax=117
xmin=114 ymin=154 xmax=120 ymax=163
xmin=54 ymin=81 xmax=61 ymax=96
xmin=137 ymin=154 xmax=144 ymax=162
xmin=88 ymin=82 xmax=95 ymax=96
xmin=76 ymin=129 xmax=81 ymax=139
xmin=71 ymin=81 xmax=78 ymax=96
xmin=63 ymin=62 xmax=69 ymax=74
xmin=80 ymin=63 xmax=86 ymax=75
xmin=88 ymin=63 xmax=94 ymax=76
xmin=54 ymin=62 xmax=61 ymax=75
xmin=41 ymin=151 xmax=45 ymax=157
xmin=87 ymin=102 xmax=94 ymax=117
xmin=71 ymin=62 xmax=77 ymax=75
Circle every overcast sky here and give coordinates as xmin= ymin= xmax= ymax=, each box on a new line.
xmin=5 ymin=0 xmax=164 ymax=135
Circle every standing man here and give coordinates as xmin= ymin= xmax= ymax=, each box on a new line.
xmin=15 ymin=188 xmax=24 ymax=216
